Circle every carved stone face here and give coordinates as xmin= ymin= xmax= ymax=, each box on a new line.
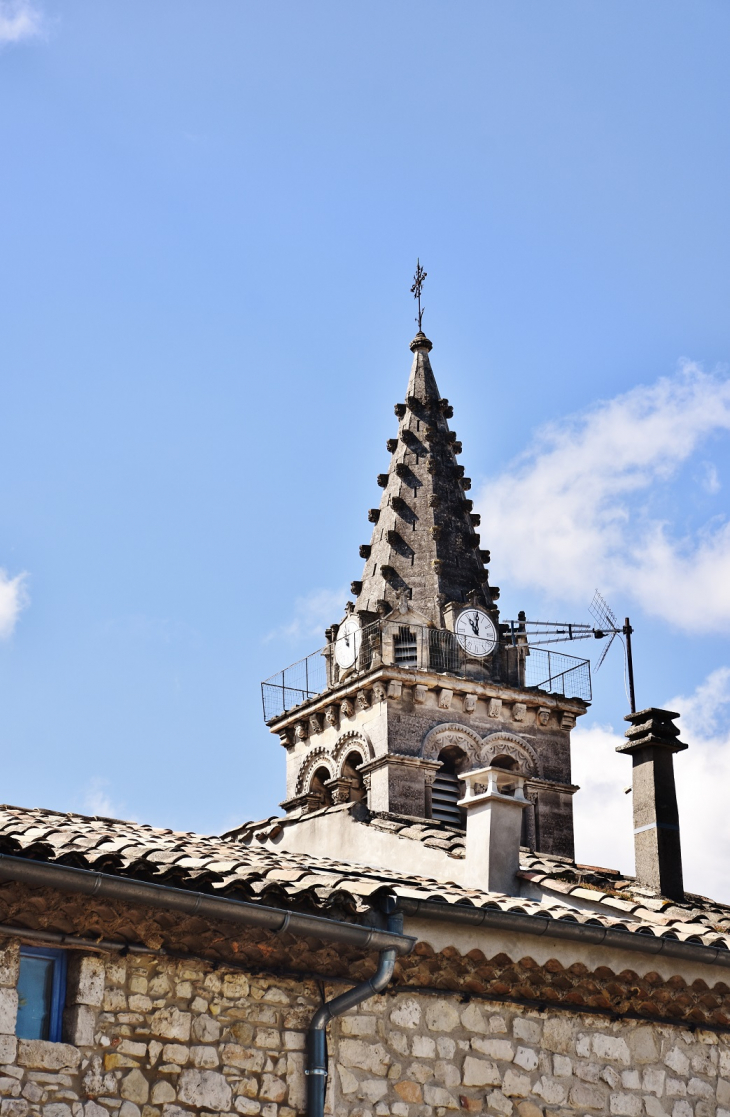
xmin=373 ymin=682 xmax=387 ymax=703
xmin=324 ymin=705 xmax=339 ymax=727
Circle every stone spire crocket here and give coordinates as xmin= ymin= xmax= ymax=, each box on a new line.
xmin=352 ymin=333 xmax=496 ymax=626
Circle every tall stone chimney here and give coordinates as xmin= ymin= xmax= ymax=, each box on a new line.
xmin=458 ymin=766 xmax=529 ymax=895
xmin=617 ymin=708 xmax=687 ymax=900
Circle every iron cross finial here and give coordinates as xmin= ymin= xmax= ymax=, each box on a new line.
xmin=411 ymin=259 xmax=427 ymax=332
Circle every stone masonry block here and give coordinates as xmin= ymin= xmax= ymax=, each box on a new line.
xmin=18 ymin=1040 xmax=81 ymax=1071
xmin=64 ymin=1005 xmax=96 ymax=1047
xmin=68 ymin=956 xmax=105 ymax=1007
xmin=0 ymin=944 xmax=19 ymax=988
xmin=462 ymin=1057 xmax=501 ymax=1088
xmin=178 ymin=1070 xmax=232 ymax=1112
xmin=149 ymin=1008 xmax=191 ymax=1042
xmin=0 ymin=990 xmax=17 ymax=1036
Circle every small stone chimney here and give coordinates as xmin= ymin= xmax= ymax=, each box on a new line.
xmin=617 ymin=708 xmax=687 ymax=900
xmin=458 ymin=766 xmax=529 ymax=895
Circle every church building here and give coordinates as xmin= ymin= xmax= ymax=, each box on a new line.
xmin=0 ymin=320 xmax=728 ymax=1117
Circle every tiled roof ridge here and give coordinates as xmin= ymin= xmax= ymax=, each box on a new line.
xmin=0 ymin=802 xmax=728 ymax=950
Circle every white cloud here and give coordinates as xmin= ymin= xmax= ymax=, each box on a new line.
xmin=573 ymin=667 xmax=730 ymax=902
xmin=0 ymin=0 xmax=44 ymax=44
xmin=0 ymin=568 xmax=28 ymax=639
xmin=265 ymin=586 xmax=348 ymax=644
xmin=478 ymin=362 xmax=730 ymax=631
xmin=83 ymin=776 xmax=127 ymax=821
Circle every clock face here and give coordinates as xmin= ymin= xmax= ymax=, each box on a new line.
xmin=335 ymin=615 xmax=362 ymax=669
xmin=455 ymin=608 xmax=497 ymax=658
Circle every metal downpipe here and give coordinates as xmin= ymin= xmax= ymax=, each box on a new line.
xmin=306 ymin=900 xmax=403 ymax=1117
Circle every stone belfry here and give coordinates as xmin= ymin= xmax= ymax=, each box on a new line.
xmin=263 ymin=319 xmax=588 ymax=865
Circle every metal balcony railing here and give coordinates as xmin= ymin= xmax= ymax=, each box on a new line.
xmin=261 ymin=618 xmax=591 ymax=722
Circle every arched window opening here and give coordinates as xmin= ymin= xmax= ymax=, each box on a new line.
xmin=431 ymin=746 xmax=466 ymax=827
xmin=341 ymin=750 xmax=367 ymax=804
xmin=309 ymin=766 xmax=333 ymax=810
xmin=393 ymin=626 xmax=418 ymax=667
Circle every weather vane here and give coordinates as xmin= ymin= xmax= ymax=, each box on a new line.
xmin=411 ymin=259 xmax=427 ymax=332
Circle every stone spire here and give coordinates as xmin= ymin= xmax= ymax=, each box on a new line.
xmin=352 ymin=333 xmax=496 ymax=626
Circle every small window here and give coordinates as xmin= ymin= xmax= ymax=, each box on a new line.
xmin=17 ymin=947 xmax=67 ymax=1042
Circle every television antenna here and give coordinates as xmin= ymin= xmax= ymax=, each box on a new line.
xmin=503 ymin=591 xmax=637 ymax=712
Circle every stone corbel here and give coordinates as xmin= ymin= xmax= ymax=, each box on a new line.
xmin=356 ymin=690 xmax=370 ymax=711
xmin=512 ymin=703 xmax=527 ymax=722
xmin=437 ymin=688 xmax=453 ymax=710
xmin=278 ymin=729 xmax=294 ymax=748
xmin=324 ymin=705 xmax=339 ymax=730
xmin=561 ymin=712 xmax=576 ymax=730
xmin=536 ymin=707 xmax=550 ymax=727
xmin=463 ymin=694 xmax=477 ymax=714
xmin=309 ymin=713 xmax=323 ymax=735
xmin=294 ymin=721 xmax=308 ymax=741
xmin=488 ymin=698 xmax=502 ymax=718
xmin=413 ymin=684 xmax=429 ymax=704
xmin=280 ymin=792 xmax=321 ymax=815
xmin=340 ymin=698 xmax=354 ymax=719
xmin=387 ymin=680 xmax=402 ymax=700
xmin=372 ymin=681 xmax=387 ymax=703
xmin=324 ymin=776 xmax=357 ymax=805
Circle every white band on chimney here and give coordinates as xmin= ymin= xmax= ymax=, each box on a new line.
xmin=634 ymin=822 xmax=680 ymax=834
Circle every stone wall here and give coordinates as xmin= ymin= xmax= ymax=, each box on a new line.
xmin=1 ymin=938 xmax=729 ymax=1117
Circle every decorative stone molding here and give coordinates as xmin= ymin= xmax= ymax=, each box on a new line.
xmin=512 ymin=703 xmax=527 ymax=722
xmin=413 ymin=684 xmax=428 ymax=704
xmin=536 ymin=707 xmax=550 ymax=726
xmin=309 ymin=713 xmax=323 ymax=735
xmin=356 ymin=690 xmax=370 ymax=711
xmin=479 ymin=732 xmax=540 ymax=777
xmin=437 ymin=688 xmax=453 ymax=710
xmin=279 ymin=791 xmax=323 ymax=814
xmin=332 ymin=730 xmax=373 ymax=772
xmin=372 ymin=681 xmax=387 ymax=703
xmin=294 ymin=746 xmax=333 ymax=795
xmin=387 ymin=680 xmax=402 ymax=699
xmin=488 ymin=698 xmax=502 ymax=718
xmin=422 ymin=722 xmax=484 ymax=766
xmin=561 ymin=711 xmax=576 ymax=729
xmin=340 ymin=698 xmax=354 ymax=719
xmin=324 ymin=776 xmax=356 ymax=805
xmin=463 ymin=694 xmax=477 ymax=713
xmin=324 ymin=705 xmax=339 ymax=730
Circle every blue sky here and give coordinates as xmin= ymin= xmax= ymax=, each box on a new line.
xmin=2 ymin=1 xmax=730 ymax=895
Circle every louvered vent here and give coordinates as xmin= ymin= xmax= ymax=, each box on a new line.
xmin=393 ymin=626 xmax=417 ymax=667
xmin=431 ymin=771 xmax=463 ymax=826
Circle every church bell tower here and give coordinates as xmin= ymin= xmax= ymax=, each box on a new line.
xmin=262 ymin=326 xmax=588 ymax=862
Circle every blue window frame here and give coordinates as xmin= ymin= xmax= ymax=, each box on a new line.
xmin=16 ymin=946 xmax=67 ymax=1042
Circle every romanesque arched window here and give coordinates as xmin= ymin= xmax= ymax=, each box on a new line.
xmin=341 ymin=750 xmax=366 ymax=804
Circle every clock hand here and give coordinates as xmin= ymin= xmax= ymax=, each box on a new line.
xmin=469 ymin=615 xmax=479 ymax=635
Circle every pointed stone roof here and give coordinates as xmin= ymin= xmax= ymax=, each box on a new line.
xmin=353 ymin=333 xmax=497 ymax=626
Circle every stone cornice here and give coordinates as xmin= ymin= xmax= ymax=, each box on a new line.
xmin=268 ymin=663 xmax=588 ymax=732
